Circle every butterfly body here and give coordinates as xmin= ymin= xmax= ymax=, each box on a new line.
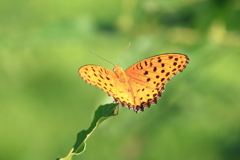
xmin=79 ymin=53 xmax=189 ymax=112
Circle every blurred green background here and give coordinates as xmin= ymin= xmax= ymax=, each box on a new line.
xmin=1 ymin=0 xmax=240 ymax=160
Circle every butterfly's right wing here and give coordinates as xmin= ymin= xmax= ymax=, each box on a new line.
xmin=125 ymin=53 xmax=189 ymax=111
xmin=79 ymin=65 xmax=117 ymax=96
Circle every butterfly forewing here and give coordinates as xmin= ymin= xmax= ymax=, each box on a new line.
xmin=79 ymin=65 xmax=117 ymax=95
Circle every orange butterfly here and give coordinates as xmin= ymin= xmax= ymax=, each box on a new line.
xmin=79 ymin=53 xmax=189 ymax=112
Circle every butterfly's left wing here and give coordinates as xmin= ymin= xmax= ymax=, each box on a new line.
xmin=79 ymin=65 xmax=118 ymax=96
xmin=125 ymin=53 xmax=189 ymax=111
xmin=79 ymin=65 xmax=135 ymax=107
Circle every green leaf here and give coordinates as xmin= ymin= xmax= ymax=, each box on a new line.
xmin=57 ymin=103 xmax=119 ymax=160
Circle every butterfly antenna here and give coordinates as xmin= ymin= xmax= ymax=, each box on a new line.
xmin=118 ymin=42 xmax=131 ymax=65
xmin=90 ymin=51 xmax=115 ymax=66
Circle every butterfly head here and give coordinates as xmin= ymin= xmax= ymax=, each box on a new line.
xmin=113 ymin=65 xmax=128 ymax=83
xmin=113 ymin=65 xmax=123 ymax=72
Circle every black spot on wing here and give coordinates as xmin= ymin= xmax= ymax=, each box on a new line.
xmin=153 ymin=67 xmax=157 ymax=72
xmin=144 ymin=71 xmax=148 ymax=75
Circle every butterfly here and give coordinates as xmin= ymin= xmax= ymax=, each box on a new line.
xmin=79 ymin=53 xmax=189 ymax=112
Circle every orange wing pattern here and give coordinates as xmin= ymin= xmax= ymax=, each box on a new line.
xmin=125 ymin=53 xmax=189 ymax=111
xmin=79 ymin=53 xmax=189 ymax=112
